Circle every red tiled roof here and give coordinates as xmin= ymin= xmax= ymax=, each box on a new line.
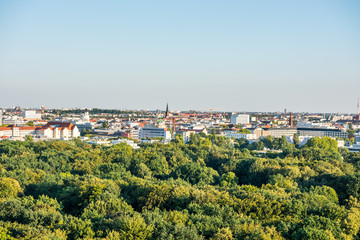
xmin=0 ymin=126 xmax=41 ymax=131
xmin=18 ymin=126 xmax=39 ymax=130
xmin=44 ymin=122 xmax=75 ymax=130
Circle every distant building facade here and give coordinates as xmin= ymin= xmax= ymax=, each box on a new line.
xmin=297 ymin=127 xmax=348 ymax=139
xmin=2 ymin=116 xmax=26 ymax=125
xmin=0 ymin=121 xmax=80 ymax=139
xmin=112 ymin=139 xmax=139 ymax=149
xmin=22 ymin=110 xmax=42 ymax=120
xmin=37 ymin=122 xmax=80 ymax=139
xmin=139 ymin=127 xmax=171 ymax=140
xmin=268 ymin=128 xmax=298 ymax=138
xmin=230 ymin=114 xmax=250 ymax=125
xmin=225 ymin=131 xmax=257 ymax=140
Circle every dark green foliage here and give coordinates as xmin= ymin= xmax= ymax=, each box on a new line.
xmin=0 ymin=135 xmax=359 ymax=239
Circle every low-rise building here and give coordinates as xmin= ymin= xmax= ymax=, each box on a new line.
xmin=285 ymin=135 xmax=312 ymax=147
xmin=224 ymin=131 xmax=257 ymax=140
xmin=347 ymin=144 xmax=360 ymax=152
xmin=112 ymin=139 xmax=139 ymax=149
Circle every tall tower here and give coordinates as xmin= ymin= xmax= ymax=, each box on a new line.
xmin=357 ymin=97 xmax=359 ymax=115
xmin=289 ymin=112 xmax=293 ymax=127
xmin=165 ymin=103 xmax=169 ymax=118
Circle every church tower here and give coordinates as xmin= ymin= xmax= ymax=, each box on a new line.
xmin=165 ymin=103 xmax=169 ymax=118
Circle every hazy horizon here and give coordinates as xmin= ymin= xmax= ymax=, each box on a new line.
xmin=1 ymin=1 xmax=360 ymax=113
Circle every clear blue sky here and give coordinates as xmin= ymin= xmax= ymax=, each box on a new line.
xmin=1 ymin=1 xmax=359 ymax=113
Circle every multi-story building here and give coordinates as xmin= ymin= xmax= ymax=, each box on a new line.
xmin=230 ymin=114 xmax=250 ymax=125
xmin=129 ymin=128 xmax=139 ymax=139
xmin=268 ymin=127 xmax=298 ymax=138
xmin=249 ymin=128 xmax=271 ymax=138
xmin=297 ymin=127 xmax=348 ymax=139
xmin=0 ymin=126 xmax=38 ymax=138
xmin=0 ymin=122 xmax=80 ymax=139
xmin=38 ymin=122 xmax=81 ymax=139
xmin=2 ymin=116 xmax=26 ymax=125
xmin=139 ymin=127 xmax=171 ymax=140
xmin=22 ymin=110 xmax=42 ymax=120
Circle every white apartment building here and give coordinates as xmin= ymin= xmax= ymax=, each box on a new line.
xmin=138 ymin=127 xmax=171 ymax=140
xmin=2 ymin=116 xmax=26 ymax=125
xmin=22 ymin=110 xmax=42 ymax=120
xmin=230 ymin=114 xmax=250 ymax=125
xmin=112 ymin=139 xmax=139 ymax=149
xmin=286 ymin=135 xmax=345 ymax=148
xmin=225 ymin=131 xmax=257 ymax=140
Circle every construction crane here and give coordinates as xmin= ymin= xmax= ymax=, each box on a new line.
xmin=167 ymin=116 xmax=181 ymax=137
xmin=208 ymin=108 xmax=224 ymax=120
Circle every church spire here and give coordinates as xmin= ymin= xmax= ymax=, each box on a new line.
xmin=165 ymin=103 xmax=169 ymax=118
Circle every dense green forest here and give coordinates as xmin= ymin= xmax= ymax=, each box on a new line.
xmin=1 ymin=134 xmax=360 ymax=239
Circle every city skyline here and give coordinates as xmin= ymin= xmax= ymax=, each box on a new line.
xmin=1 ymin=1 xmax=360 ymax=112
xmin=2 ymin=104 xmax=360 ymax=115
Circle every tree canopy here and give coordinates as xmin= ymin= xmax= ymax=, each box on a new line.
xmin=0 ymin=134 xmax=359 ymax=239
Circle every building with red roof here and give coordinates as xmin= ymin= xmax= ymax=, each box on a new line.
xmin=0 ymin=122 xmax=80 ymax=140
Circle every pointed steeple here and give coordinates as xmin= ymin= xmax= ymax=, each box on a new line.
xmin=165 ymin=103 xmax=169 ymax=118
